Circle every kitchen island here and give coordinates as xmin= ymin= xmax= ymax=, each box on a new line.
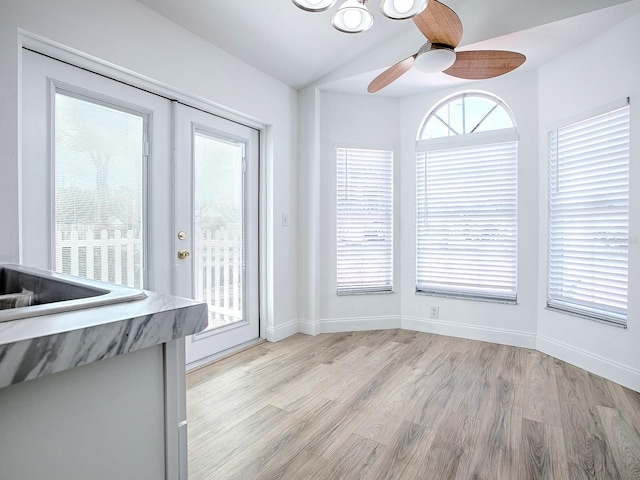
xmin=0 ymin=271 xmax=207 ymax=480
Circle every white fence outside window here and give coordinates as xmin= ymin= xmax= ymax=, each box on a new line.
xmin=194 ymin=226 xmax=243 ymax=328
xmin=55 ymin=226 xmax=243 ymax=327
xmin=55 ymin=228 xmax=143 ymax=288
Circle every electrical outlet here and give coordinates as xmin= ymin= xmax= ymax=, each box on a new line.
xmin=281 ymin=212 xmax=289 ymax=227
xmin=430 ymin=306 xmax=439 ymax=319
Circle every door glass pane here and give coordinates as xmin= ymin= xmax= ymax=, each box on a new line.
xmin=54 ymin=92 xmax=145 ymax=288
xmin=193 ymin=131 xmax=245 ymax=331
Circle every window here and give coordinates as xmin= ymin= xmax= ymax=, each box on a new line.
xmin=419 ymin=92 xmax=515 ymax=140
xmin=416 ymin=92 xmax=518 ymax=302
xmin=547 ymin=100 xmax=630 ymax=326
xmin=336 ymin=147 xmax=393 ymax=294
xmin=54 ymin=90 xmax=146 ymax=288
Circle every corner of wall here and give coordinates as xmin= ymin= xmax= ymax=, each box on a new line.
xmin=537 ymin=334 xmax=640 ymax=392
xmin=266 ymin=319 xmax=300 ymax=342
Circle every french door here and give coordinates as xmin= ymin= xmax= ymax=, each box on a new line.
xmin=21 ymin=50 xmax=260 ymax=362
xmin=173 ymin=104 xmax=260 ymax=367
xmin=21 ymin=49 xmax=174 ymax=294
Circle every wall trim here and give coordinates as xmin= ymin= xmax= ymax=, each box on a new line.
xmin=401 ymin=315 xmax=537 ymax=349
xmin=317 ymin=315 xmax=401 ymax=334
xmin=296 ymin=316 xmax=402 ymax=336
xmin=537 ymin=334 xmax=640 ymax=392
xmin=298 ymin=318 xmax=319 ymax=336
xmin=266 ymin=319 xmax=299 ymax=343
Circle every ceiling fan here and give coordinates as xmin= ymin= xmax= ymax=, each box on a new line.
xmin=368 ymin=0 xmax=526 ymax=93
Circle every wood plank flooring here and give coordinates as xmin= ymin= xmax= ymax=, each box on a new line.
xmin=186 ymin=330 xmax=640 ymax=480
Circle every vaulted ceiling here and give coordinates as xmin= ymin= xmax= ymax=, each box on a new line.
xmin=136 ymin=0 xmax=640 ymax=96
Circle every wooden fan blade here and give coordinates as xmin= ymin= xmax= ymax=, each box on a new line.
xmin=444 ymin=50 xmax=526 ymax=79
xmin=413 ymin=0 xmax=463 ymax=48
xmin=368 ymin=55 xmax=416 ymax=93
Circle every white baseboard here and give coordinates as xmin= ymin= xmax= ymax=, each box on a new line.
xmin=401 ymin=315 xmax=536 ymax=349
xmin=265 ymin=319 xmax=299 ymax=342
xmin=298 ymin=318 xmax=319 ymax=336
xmin=317 ymin=315 xmax=401 ymax=334
xmin=296 ymin=315 xmax=401 ymax=336
xmin=537 ymin=335 xmax=640 ymax=392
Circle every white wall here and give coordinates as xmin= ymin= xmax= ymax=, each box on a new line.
xmin=299 ymin=75 xmax=540 ymax=345
xmin=536 ymin=12 xmax=640 ymax=391
xmin=298 ymin=92 xmax=400 ymax=335
xmin=0 ymin=0 xmax=298 ymax=334
xmin=297 ymin=86 xmax=321 ymax=335
xmin=300 ymin=91 xmax=402 ymax=334
xmin=398 ymin=71 xmax=540 ymax=348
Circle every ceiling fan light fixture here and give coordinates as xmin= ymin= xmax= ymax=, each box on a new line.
xmin=331 ymin=0 xmax=374 ymax=33
xmin=380 ymin=0 xmax=428 ymax=20
xmin=414 ymin=43 xmax=456 ymax=73
xmin=292 ymin=0 xmax=338 ymax=12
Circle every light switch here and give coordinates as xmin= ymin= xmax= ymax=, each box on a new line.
xmin=282 ymin=213 xmax=289 ymax=227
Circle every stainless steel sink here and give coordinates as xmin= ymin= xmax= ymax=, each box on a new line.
xmin=0 ymin=264 xmax=147 ymax=322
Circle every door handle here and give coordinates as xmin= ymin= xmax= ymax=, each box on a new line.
xmin=177 ymin=250 xmax=191 ymax=260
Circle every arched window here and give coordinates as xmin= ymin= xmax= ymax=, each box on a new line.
xmin=418 ymin=92 xmax=515 ymax=140
xmin=415 ymin=91 xmax=518 ymax=303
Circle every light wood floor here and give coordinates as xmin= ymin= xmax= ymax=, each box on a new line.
xmin=186 ymin=330 xmax=640 ymax=480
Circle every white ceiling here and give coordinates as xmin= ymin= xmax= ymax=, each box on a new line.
xmin=136 ymin=0 xmax=640 ymax=95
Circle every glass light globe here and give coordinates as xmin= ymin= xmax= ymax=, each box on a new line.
xmin=292 ymin=0 xmax=338 ymax=12
xmin=380 ymin=0 xmax=428 ymax=19
xmin=331 ymin=0 xmax=374 ymax=33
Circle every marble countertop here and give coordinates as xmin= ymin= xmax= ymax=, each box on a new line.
xmin=0 ymin=289 xmax=208 ymax=388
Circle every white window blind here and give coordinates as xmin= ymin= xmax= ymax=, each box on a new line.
xmin=337 ymin=147 xmax=393 ymax=294
xmin=416 ymin=140 xmax=518 ymax=302
xmin=547 ymin=102 xmax=630 ymax=326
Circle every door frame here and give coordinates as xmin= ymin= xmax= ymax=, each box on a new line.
xmin=19 ymin=32 xmax=271 ymax=480
xmin=173 ymin=102 xmax=261 ymax=365
xmin=19 ymin=32 xmax=270 ymax=343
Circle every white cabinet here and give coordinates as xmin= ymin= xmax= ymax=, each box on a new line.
xmin=0 ymin=345 xmax=166 ymax=480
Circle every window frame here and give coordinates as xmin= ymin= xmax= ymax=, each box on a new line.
xmin=417 ymin=91 xmax=516 ymax=141
xmin=415 ymin=92 xmax=518 ymax=303
xmin=336 ymin=145 xmax=394 ymax=295
xmin=546 ymin=98 xmax=630 ymax=327
xmin=52 ymin=85 xmax=150 ymax=289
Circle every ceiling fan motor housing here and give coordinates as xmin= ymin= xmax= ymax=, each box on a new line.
xmin=414 ymin=42 xmax=456 ymax=73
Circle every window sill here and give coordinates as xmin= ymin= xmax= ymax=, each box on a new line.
xmin=545 ymin=305 xmax=627 ymax=329
xmin=337 ymin=290 xmax=394 ymax=296
xmin=415 ymin=289 xmax=517 ymax=305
